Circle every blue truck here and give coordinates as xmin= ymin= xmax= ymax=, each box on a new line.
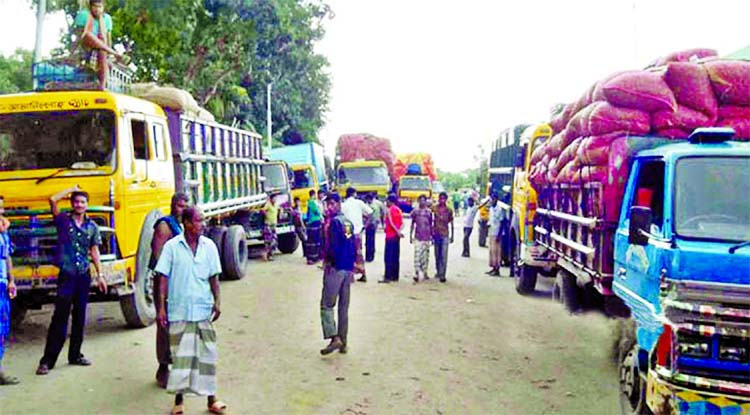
xmin=530 ymin=128 xmax=749 ymax=414
xmin=269 ymin=143 xmax=329 ymax=214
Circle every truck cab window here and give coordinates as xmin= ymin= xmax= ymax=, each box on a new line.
xmin=131 ymin=119 xmax=148 ymax=160
xmin=633 ymin=160 xmax=665 ymax=231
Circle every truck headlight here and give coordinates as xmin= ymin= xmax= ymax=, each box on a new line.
xmin=677 ymin=333 xmax=711 ymax=358
xmin=719 ymin=337 xmax=749 ymax=363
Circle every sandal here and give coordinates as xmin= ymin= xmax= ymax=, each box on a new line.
xmin=208 ymin=400 xmax=228 ymax=414
xmin=0 ymin=373 xmax=20 ymax=385
xmin=171 ymin=404 xmax=185 ymax=415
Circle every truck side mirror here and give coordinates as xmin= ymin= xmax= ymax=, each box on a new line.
xmin=629 ymin=206 xmax=652 ymax=246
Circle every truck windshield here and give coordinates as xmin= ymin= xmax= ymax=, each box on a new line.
xmin=675 ymin=157 xmax=750 ymax=242
xmin=292 ymin=168 xmax=313 ymax=189
xmin=338 ymin=166 xmax=389 ymax=186
xmin=0 ymin=110 xmax=116 ymax=172
xmin=432 ymin=181 xmax=446 ymax=194
xmin=263 ymin=163 xmax=289 ymax=192
xmin=400 ymin=176 xmax=430 ymax=190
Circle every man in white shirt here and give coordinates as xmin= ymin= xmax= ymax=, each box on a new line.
xmin=341 ymin=187 xmax=373 ymax=282
xmin=462 ymin=197 xmax=488 ymax=258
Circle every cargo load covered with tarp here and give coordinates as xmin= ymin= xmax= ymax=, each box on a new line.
xmin=393 ymin=153 xmax=437 ymax=183
xmin=336 ymin=133 xmax=395 ymax=178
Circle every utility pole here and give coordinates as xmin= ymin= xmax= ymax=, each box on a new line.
xmin=266 ymin=82 xmax=273 ymax=154
xmin=33 ymin=0 xmax=47 ymax=64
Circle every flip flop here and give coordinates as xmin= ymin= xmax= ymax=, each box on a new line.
xmin=208 ymin=400 xmax=228 ymax=414
xmin=170 ymin=404 xmax=185 ymax=415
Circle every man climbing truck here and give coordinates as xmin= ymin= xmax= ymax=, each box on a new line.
xmin=0 ymin=78 xmax=275 ymax=328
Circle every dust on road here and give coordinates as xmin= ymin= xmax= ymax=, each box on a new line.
xmin=0 ymin=227 xmax=620 ymax=415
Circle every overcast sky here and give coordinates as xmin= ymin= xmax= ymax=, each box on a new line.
xmin=2 ymin=0 xmax=748 ymax=171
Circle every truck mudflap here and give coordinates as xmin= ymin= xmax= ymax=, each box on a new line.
xmin=647 ymin=371 xmax=750 ymax=415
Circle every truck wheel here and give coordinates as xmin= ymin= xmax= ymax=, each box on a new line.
xmin=515 ymin=263 xmax=538 ymax=295
xmin=553 ymin=270 xmax=581 ymax=313
xmin=208 ymin=226 xmax=228 ymax=258
xmin=10 ymin=299 xmax=27 ymax=328
xmin=618 ymin=320 xmax=651 ymax=415
xmin=120 ymin=209 xmax=161 ymax=328
xmin=221 ymin=225 xmax=247 ymax=280
xmin=509 ymin=236 xmax=518 ymax=278
xmin=277 ymin=232 xmax=299 ymax=254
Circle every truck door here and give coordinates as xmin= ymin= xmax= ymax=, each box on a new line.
xmin=614 ymin=159 xmax=666 ymax=308
xmin=121 ymin=114 xmax=159 ymax=257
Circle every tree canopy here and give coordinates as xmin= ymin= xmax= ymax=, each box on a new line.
xmin=28 ymin=0 xmax=331 ymax=143
xmin=0 ymin=49 xmax=33 ymax=94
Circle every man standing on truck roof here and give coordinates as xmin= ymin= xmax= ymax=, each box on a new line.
xmin=149 ymin=192 xmax=189 ymax=389
xmin=341 ymin=188 xmax=373 ymax=282
xmin=304 ymin=190 xmax=322 ymax=265
xmin=432 ymin=192 xmax=454 ymax=283
xmin=410 ymin=195 xmax=433 ymax=283
xmin=155 ymin=206 xmax=227 ymax=415
xmin=37 ymin=185 xmax=106 ymax=376
xmin=0 ymin=196 xmax=19 ymax=385
xmin=319 ymin=193 xmax=356 ymax=355
xmin=74 ymin=0 xmax=128 ymax=89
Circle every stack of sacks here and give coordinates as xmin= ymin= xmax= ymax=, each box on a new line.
xmin=393 ymin=153 xmax=437 ymax=183
xmin=706 ymin=60 xmax=750 ymax=137
xmin=336 ymin=134 xmax=395 ymax=178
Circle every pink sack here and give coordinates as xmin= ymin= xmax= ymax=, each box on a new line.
xmin=556 ymin=161 xmax=578 ymax=184
xmin=653 ymin=48 xmax=718 ymax=66
xmin=577 ymin=133 xmax=622 ymax=166
xmin=567 ymin=104 xmax=595 ymax=138
xmin=654 ymin=128 xmax=691 ymax=139
xmin=705 ymin=60 xmax=750 ymax=106
xmin=652 ymin=105 xmax=715 ymax=132
xmin=531 ymin=141 xmax=547 ymax=165
xmin=592 ymin=71 xmax=633 ymax=101
xmin=602 ymin=71 xmax=677 ymax=113
xmin=718 ymin=105 xmax=750 ymax=119
xmin=716 ymin=118 xmax=750 ymax=140
xmin=548 ymin=157 xmax=561 ymax=179
xmin=663 ymin=62 xmax=718 ymax=117
xmin=545 ymin=131 xmax=569 ymax=158
xmin=557 ymin=137 xmax=583 ymax=171
xmin=580 ymin=165 xmax=608 ymax=183
xmin=588 ymin=102 xmax=651 ymax=136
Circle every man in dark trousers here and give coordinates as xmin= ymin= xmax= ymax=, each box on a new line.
xmin=37 ymin=185 xmax=106 ymax=375
xmin=319 ymin=193 xmax=356 ymax=355
xmin=149 ymin=192 xmax=189 ymax=388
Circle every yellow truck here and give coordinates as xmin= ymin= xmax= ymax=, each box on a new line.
xmin=0 ymin=85 xmax=291 ymax=327
xmin=335 ymin=159 xmax=391 ymax=199
xmin=269 ymin=143 xmax=328 ymax=214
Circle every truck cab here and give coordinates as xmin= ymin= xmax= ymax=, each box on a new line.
xmin=290 ymin=164 xmax=322 ymax=214
xmin=336 ymin=160 xmax=390 ymax=199
xmin=397 ymin=175 xmax=432 ymax=213
xmin=614 ymin=130 xmax=750 ymax=414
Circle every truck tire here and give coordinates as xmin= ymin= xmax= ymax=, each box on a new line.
xmin=509 ymin=233 xmax=518 ymax=278
xmin=119 ymin=209 xmax=161 ymax=328
xmin=553 ymin=270 xmax=581 ymax=313
xmin=515 ymin=263 xmax=538 ymax=295
xmin=617 ymin=320 xmax=652 ymax=415
xmin=221 ymin=225 xmax=247 ymax=280
xmin=208 ymin=226 xmax=228 ymax=258
xmin=277 ymin=232 xmax=299 ymax=254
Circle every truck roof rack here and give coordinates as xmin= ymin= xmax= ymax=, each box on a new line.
xmin=688 ymin=127 xmax=735 ymax=144
xmin=32 ymin=57 xmax=133 ymax=93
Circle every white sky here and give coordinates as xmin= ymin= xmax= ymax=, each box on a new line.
xmin=2 ymin=0 xmax=749 ymax=172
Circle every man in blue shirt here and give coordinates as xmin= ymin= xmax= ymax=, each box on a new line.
xmin=155 ymin=206 xmax=227 ymax=415
xmin=37 ymin=185 xmax=105 ymax=376
xmin=149 ymin=192 xmax=189 ymax=389
xmin=320 ymin=193 xmax=356 ymax=355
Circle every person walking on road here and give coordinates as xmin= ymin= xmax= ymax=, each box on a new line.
xmin=462 ymin=197 xmax=488 ymax=258
xmin=262 ymin=195 xmax=279 ymax=261
xmin=0 ymin=196 xmax=19 ymax=385
xmin=149 ymin=192 xmax=189 ymax=388
xmin=304 ymin=190 xmax=323 ymax=265
xmin=410 ymin=195 xmax=433 ymax=283
xmin=381 ymin=194 xmax=404 ymax=283
xmin=341 ymin=188 xmax=372 ymax=282
xmin=319 ymin=193 xmax=356 ymax=355
xmin=37 ymin=186 xmax=106 ymax=376
xmin=155 ymin=206 xmax=227 ymax=415
xmin=363 ymin=193 xmax=384 ymax=263
xmin=451 ymin=189 xmax=461 ymax=215
xmin=432 ymin=192 xmax=454 ymax=283
xmin=486 ymin=195 xmax=503 ymax=277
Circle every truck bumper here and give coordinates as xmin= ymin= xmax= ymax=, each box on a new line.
xmin=14 ymin=260 xmax=129 ymax=292
xmin=648 ymin=371 xmax=750 ymax=415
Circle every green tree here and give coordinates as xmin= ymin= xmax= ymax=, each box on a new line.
xmin=0 ymin=49 xmax=33 ymax=93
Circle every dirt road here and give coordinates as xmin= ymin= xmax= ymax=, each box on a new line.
xmin=0 ymin=227 xmax=620 ymax=414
